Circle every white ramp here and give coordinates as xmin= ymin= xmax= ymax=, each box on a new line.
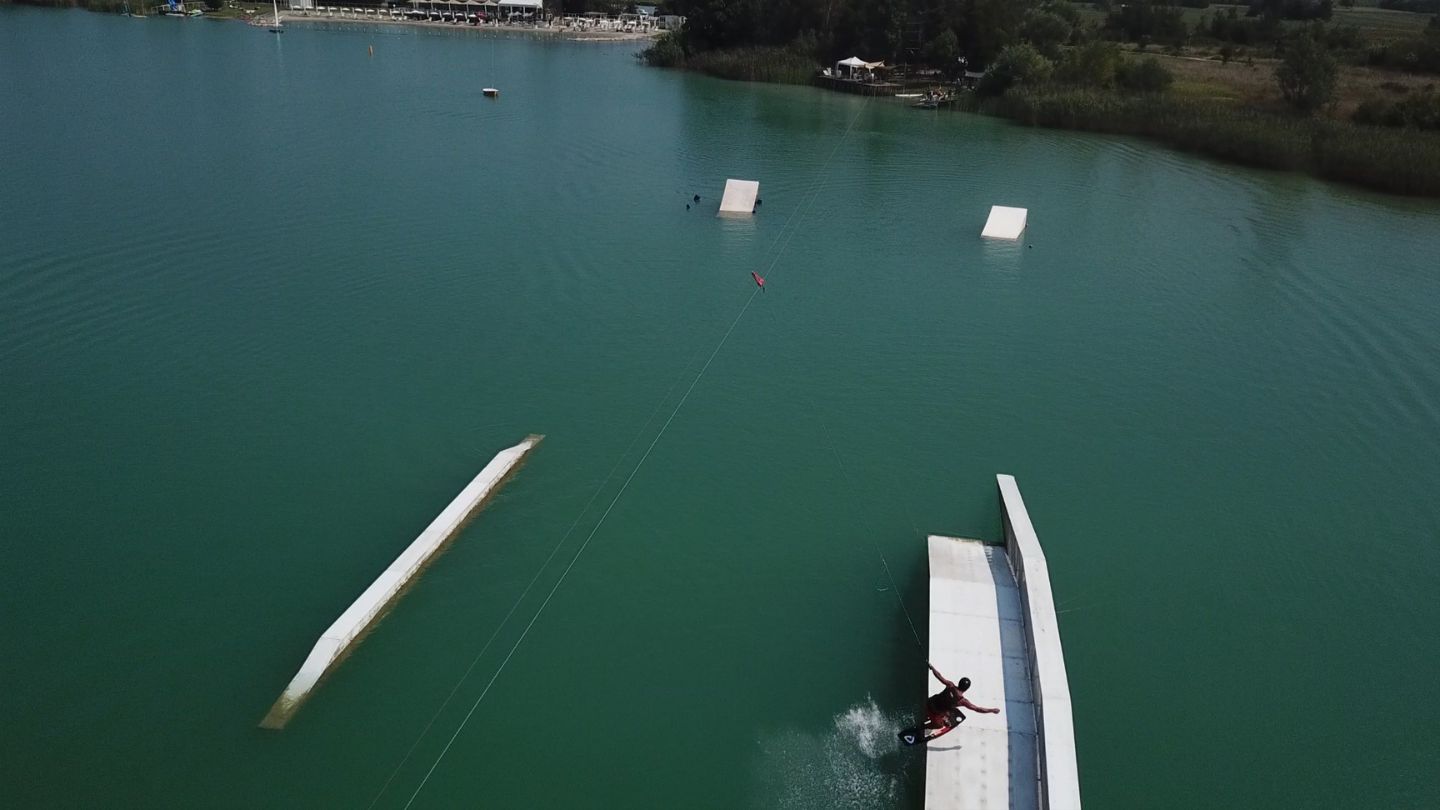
xmin=981 ymin=205 xmax=1028 ymax=240
xmin=260 ymin=434 xmax=543 ymax=729
xmin=926 ymin=535 xmax=1039 ymax=810
xmin=718 ymin=178 xmax=760 ymax=216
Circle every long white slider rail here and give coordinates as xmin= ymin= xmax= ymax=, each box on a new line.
xmin=260 ymin=434 xmax=543 ymax=729
xmin=924 ymin=474 xmax=1080 ymax=809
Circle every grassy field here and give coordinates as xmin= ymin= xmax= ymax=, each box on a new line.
xmin=1150 ymin=50 xmax=1438 ymax=116
xmin=1068 ymin=1 xmax=1433 ymax=43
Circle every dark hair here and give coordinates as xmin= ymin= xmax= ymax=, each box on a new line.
xmin=958 ymin=677 xmax=971 ymax=691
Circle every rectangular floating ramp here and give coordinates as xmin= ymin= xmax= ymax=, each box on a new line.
xmin=718 ymin=178 xmax=760 ymax=216
xmin=259 ymin=434 xmax=543 ymax=730
xmin=924 ymin=475 xmax=1080 ymax=810
xmin=981 ymin=205 xmax=1028 ymax=240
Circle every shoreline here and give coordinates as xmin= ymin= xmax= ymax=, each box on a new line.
xmin=276 ymin=13 xmax=658 ymax=42
xmin=648 ymin=51 xmax=1440 ymax=199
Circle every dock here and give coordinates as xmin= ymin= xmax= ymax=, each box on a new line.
xmin=925 ymin=475 xmax=1080 ymax=809
xmin=813 ymin=75 xmax=903 ymax=96
xmin=260 ymin=434 xmax=543 ymax=729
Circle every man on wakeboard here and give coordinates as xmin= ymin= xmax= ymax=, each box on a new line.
xmin=898 ymin=662 xmax=1000 ymax=745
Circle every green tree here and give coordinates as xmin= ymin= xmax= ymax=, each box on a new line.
xmin=977 ymin=43 xmax=1054 ymax=96
xmin=1021 ymin=10 xmax=1072 ymax=60
xmin=1276 ymin=27 xmax=1337 ymax=113
xmin=923 ymin=29 xmax=961 ymax=72
xmin=681 ymin=0 xmax=761 ymax=50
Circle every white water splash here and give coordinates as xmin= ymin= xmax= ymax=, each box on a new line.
xmin=755 ymin=696 xmax=913 ymax=809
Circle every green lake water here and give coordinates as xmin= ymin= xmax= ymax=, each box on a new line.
xmin=3 ymin=8 xmax=1439 ymax=807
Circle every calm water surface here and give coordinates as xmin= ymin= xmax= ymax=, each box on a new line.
xmin=3 ymin=8 xmax=1439 ymax=808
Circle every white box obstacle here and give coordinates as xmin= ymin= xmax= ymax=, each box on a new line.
xmin=259 ymin=434 xmax=543 ymax=729
xmin=981 ymin=205 xmax=1028 ymax=240
xmin=718 ymin=179 xmax=760 ymax=216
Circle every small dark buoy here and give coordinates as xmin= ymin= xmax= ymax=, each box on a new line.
xmin=1027 ymin=244 xmax=1033 ymax=249
xmin=686 ymin=204 xmax=690 ymax=210
xmin=693 ymin=194 xmax=700 ymax=202
xmin=755 ymin=198 xmax=762 ymax=206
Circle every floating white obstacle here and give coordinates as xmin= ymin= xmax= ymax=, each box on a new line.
xmin=260 ymin=434 xmax=543 ymax=729
xmin=981 ymin=205 xmax=1028 ymax=240
xmin=718 ymin=178 xmax=760 ymax=216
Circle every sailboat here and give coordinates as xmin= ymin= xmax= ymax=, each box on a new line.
xmin=268 ymin=0 xmax=284 ymax=32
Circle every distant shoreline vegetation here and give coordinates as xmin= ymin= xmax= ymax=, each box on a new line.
xmin=640 ymin=1 xmax=1440 ymax=198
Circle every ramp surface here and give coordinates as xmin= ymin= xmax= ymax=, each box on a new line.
xmin=925 ymin=535 xmax=1039 ymax=810
xmin=718 ymin=179 xmax=759 ymax=216
xmin=980 ymin=206 xmax=1028 ymax=240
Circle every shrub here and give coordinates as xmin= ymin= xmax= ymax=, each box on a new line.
xmin=684 ymin=46 xmax=817 ymax=84
xmin=1056 ymin=40 xmax=1123 ymax=87
xmin=977 ymin=44 xmax=1054 ymax=97
xmin=1366 ymin=35 xmax=1440 ymax=76
xmin=1105 ymin=0 xmax=1188 ymax=46
xmin=1116 ymin=56 xmax=1175 ymax=92
xmin=1353 ymin=92 xmax=1440 ymax=129
xmin=639 ymin=33 xmax=686 ymax=68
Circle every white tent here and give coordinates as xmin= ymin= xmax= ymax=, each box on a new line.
xmin=981 ymin=205 xmax=1028 ymax=240
xmin=834 ymin=56 xmax=885 ymax=79
xmin=718 ymin=179 xmax=760 ymax=217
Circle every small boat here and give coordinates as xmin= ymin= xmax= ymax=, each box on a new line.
xmin=911 ymin=89 xmax=954 ymax=109
xmin=482 ymin=87 xmax=499 ymax=98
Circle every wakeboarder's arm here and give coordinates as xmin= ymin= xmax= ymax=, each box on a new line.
xmin=957 ymin=696 xmax=1000 ymax=714
xmin=927 ymin=662 xmax=956 ymax=690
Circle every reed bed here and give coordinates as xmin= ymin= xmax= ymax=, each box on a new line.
xmin=989 ymin=88 xmax=1440 ymax=196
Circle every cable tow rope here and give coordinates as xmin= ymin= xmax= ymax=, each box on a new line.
xmin=392 ymin=98 xmax=871 ymax=809
xmin=364 ymin=340 xmax=713 ymax=810
xmin=817 ymin=413 xmax=925 ymax=654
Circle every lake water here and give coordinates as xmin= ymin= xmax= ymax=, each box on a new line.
xmin=3 ymin=8 xmax=1439 ymax=808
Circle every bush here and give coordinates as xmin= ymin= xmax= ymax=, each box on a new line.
xmin=1105 ymin=0 xmax=1188 ymax=47
xmin=1116 ymin=56 xmax=1175 ymax=92
xmin=684 ymin=46 xmax=817 ymax=84
xmin=1248 ymin=0 xmax=1333 ymax=20
xmin=1056 ymin=40 xmax=1123 ymax=87
xmin=1277 ymin=28 xmax=1337 ymax=113
xmin=1377 ymin=0 xmax=1440 ymax=11
xmin=1366 ymin=36 xmax=1440 ymax=76
xmin=977 ymin=44 xmax=1054 ymax=97
xmin=639 ymin=33 xmax=686 ymax=68
xmin=1353 ymin=92 xmax=1440 ymax=129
